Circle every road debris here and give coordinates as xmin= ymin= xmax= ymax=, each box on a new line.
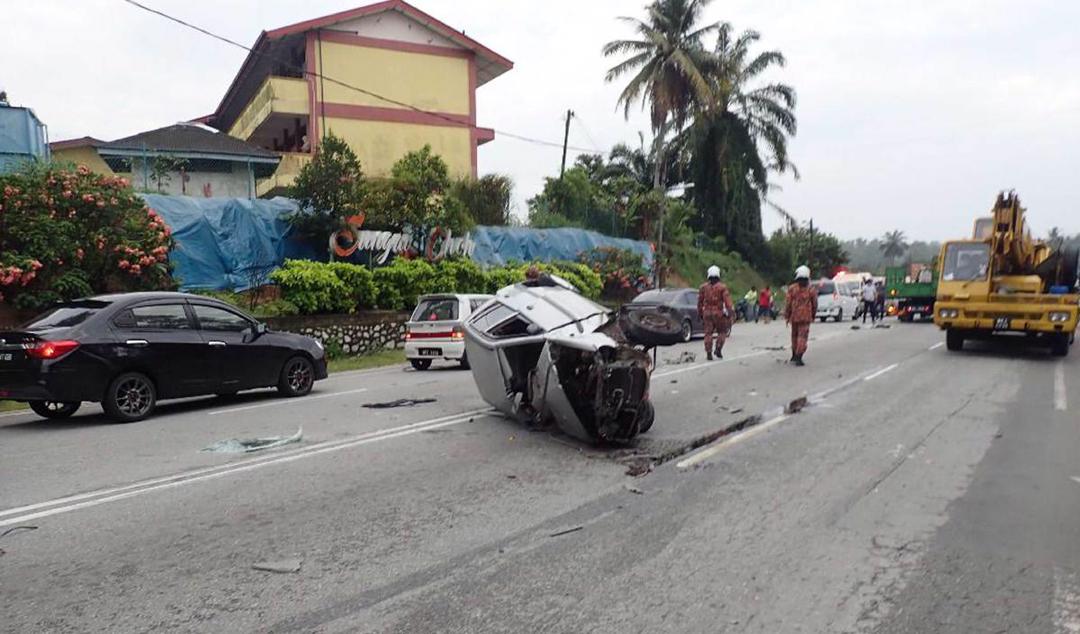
xmin=785 ymin=396 xmax=809 ymax=414
xmin=851 ymin=325 xmax=861 ymax=330
xmin=252 ymin=558 xmax=302 ymax=574
xmin=362 ymin=398 xmax=437 ymax=409
xmin=665 ymin=350 xmax=697 ymax=365
xmin=506 ymin=474 xmax=517 ymax=480
xmin=754 ymin=346 xmax=787 ymax=351
xmin=873 ymin=323 xmax=892 ymax=329
xmin=549 ymin=525 xmax=584 ymax=538
xmin=624 ymin=484 xmax=644 ymax=495
xmin=202 ymin=428 xmax=302 ymax=454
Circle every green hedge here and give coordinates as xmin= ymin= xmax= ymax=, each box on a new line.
xmin=268 ymin=257 xmax=604 ymax=314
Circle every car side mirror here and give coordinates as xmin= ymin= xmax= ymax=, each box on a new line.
xmin=245 ymin=322 xmax=267 ymax=342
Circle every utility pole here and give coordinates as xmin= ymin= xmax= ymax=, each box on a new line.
xmin=559 ymin=109 xmax=574 ymax=178
xmin=808 ymin=218 xmax=815 ymax=275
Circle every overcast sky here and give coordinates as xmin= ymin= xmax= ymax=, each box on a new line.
xmin=3 ymin=0 xmax=1078 ymax=240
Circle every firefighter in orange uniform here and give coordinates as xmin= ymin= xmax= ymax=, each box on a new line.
xmin=697 ymin=265 xmax=734 ymax=361
xmin=784 ymin=265 xmax=817 ymax=366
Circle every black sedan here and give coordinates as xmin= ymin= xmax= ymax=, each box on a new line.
xmin=629 ymin=288 xmax=703 ymax=342
xmin=0 ymin=292 xmax=327 ymax=422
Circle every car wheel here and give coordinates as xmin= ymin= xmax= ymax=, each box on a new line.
xmin=103 ymin=372 xmax=157 ymax=423
xmin=410 ymin=359 xmax=432 ymax=371
xmin=945 ymin=329 xmax=965 ymax=352
xmin=637 ymin=400 xmax=655 ymax=433
xmin=29 ymin=401 xmax=81 ymax=420
xmin=681 ymin=319 xmax=693 ymax=343
xmin=459 ymin=353 xmax=471 ymax=370
xmin=620 ymin=306 xmax=684 ymax=347
xmin=819 ymin=317 xmax=827 ymax=323
xmin=278 ymin=356 xmax=315 ymax=397
xmin=835 ymin=309 xmax=843 ymax=323
xmin=1051 ymin=333 xmax=1070 ymax=357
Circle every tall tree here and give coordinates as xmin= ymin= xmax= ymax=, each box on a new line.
xmin=688 ymin=23 xmax=797 ymax=260
xmin=880 ymin=230 xmax=909 ymax=263
xmin=289 ymin=132 xmax=363 ymax=244
xmin=602 ymin=0 xmax=718 ymax=135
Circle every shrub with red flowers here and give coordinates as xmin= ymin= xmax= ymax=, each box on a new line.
xmin=0 ymin=163 xmax=174 ymax=310
xmin=580 ymin=246 xmax=652 ymax=303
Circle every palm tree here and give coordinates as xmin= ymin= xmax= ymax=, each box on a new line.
xmin=1048 ymin=226 xmax=1063 ymax=243
xmin=880 ymin=230 xmax=909 ymax=263
xmin=602 ymin=0 xmax=718 ymax=136
xmin=687 ymin=23 xmax=797 ymax=257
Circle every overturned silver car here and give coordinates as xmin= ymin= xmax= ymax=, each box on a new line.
xmin=463 ymin=275 xmax=682 ymax=444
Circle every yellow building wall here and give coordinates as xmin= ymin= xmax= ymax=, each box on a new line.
xmin=51 ymin=147 xmax=115 ymax=175
xmin=315 ymin=41 xmax=470 ymax=115
xmin=322 ymin=117 xmax=472 ymax=177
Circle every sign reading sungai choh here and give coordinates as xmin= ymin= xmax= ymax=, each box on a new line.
xmin=329 ymin=214 xmax=475 ymax=264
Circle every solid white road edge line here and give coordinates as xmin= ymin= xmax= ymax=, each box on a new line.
xmin=929 ymin=342 xmax=944 ymax=350
xmin=1071 ymin=476 xmax=1080 ymax=485
xmin=676 ymin=415 xmax=789 ymax=469
xmin=863 ymin=363 xmax=900 ymax=382
xmin=1055 ymin=362 xmax=1067 ymax=412
xmin=0 ymin=407 xmax=494 ymax=521
xmin=0 ymin=410 xmax=492 ymax=528
xmin=0 ymin=408 xmax=30 ymax=418
xmin=207 ymin=387 xmax=370 ymax=416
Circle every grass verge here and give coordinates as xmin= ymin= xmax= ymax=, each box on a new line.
xmin=0 ymin=401 xmax=28 ymax=413
xmin=327 ymin=348 xmax=406 ymax=374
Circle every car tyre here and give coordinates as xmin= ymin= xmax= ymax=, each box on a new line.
xmin=637 ymin=400 xmax=655 ymax=433
xmin=29 ymin=401 xmax=81 ymax=420
xmin=459 ymin=353 xmax=471 ymax=370
xmin=835 ymin=309 xmax=843 ymax=323
xmin=1051 ymin=333 xmax=1070 ymax=357
xmin=819 ymin=317 xmax=827 ymax=323
xmin=945 ymin=329 xmax=965 ymax=351
xmin=410 ymin=359 xmax=433 ymax=371
xmin=278 ymin=356 xmax=315 ymax=397
xmin=620 ymin=306 xmax=684 ymax=347
xmin=681 ymin=319 xmax=693 ymax=343
xmin=103 ymin=372 xmax=157 ymax=423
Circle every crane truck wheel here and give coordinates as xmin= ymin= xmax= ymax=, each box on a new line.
xmin=945 ymin=329 xmax=965 ymax=351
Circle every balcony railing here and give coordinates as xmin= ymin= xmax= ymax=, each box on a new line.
xmin=256 ymin=152 xmax=311 ymax=198
xmin=229 ymin=76 xmax=309 ymax=142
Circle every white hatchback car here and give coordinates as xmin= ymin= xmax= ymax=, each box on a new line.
xmin=405 ymin=294 xmax=493 ymax=370
xmin=815 ymin=279 xmax=860 ymax=322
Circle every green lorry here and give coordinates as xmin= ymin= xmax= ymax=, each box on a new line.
xmin=885 ymin=265 xmax=938 ymax=322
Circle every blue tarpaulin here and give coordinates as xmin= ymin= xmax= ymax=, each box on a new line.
xmin=469 ymin=226 xmax=654 ymax=270
xmin=143 ymin=195 xmax=654 ymax=291
xmin=141 ymin=194 xmax=311 ymax=291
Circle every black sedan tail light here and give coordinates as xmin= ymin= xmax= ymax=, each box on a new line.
xmin=23 ymin=340 xmax=80 ymax=360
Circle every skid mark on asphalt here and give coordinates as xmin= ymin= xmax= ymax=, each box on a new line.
xmin=1055 ymin=567 xmax=1080 ymax=634
xmin=673 ymin=363 xmax=902 ymax=470
xmin=207 ymin=387 xmax=370 ymax=415
xmin=0 ymin=408 xmax=494 ymax=528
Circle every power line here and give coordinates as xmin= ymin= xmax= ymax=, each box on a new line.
xmin=122 ymin=0 xmax=604 ymax=154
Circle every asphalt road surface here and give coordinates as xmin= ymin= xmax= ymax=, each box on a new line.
xmin=1 ymin=318 xmax=1077 ymax=633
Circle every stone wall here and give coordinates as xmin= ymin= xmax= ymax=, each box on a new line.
xmin=265 ymin=311 xmax=409 ymax=357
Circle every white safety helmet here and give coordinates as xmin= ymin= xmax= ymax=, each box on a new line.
xmin=794 ymin=265 xmax=811 ymax=280
xmin=707 ymin=265 xmax=721 ymax=279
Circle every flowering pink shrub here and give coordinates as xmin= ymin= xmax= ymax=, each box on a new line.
xmin=0 ymin=163 xmax=174 ymax=309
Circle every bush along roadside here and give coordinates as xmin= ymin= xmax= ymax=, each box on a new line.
xmin=263 ymin=257 xmax=606 ymax=315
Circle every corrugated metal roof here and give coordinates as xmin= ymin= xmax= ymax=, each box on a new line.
xmin=98 ymin=123 xmax=279 ymax=159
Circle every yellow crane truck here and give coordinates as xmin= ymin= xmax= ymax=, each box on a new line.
xmin=934 ymin=192 xmax=1079 ymax=356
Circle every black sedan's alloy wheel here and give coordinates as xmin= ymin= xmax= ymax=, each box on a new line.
xmin=278 ymin=356 xmax=315 ymax=397
xmin=103 ymin=372 xmax=157 ymax=422
xmin=681 ymin=319 xmax=693 ymax=343
xmin=29 ymin=401 xmax=81 ymax=420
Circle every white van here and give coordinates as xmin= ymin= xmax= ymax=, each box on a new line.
xmin=815 ymin=279 xmax=859 ymax=322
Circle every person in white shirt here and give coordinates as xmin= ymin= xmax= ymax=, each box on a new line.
xmin=861 ymin=279 xmax=878 ymax=324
